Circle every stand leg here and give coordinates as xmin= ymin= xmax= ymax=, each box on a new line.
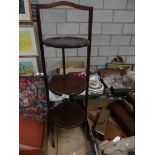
xmin=84 ymin=118 xmax=90 ymax=140
xmin=50 ymin=121 xmax=55 ymax=148
xmin=87 ymin=124 xmax=90 ymax=140
xmin=49 ymin=107 xmax=55 ymax=148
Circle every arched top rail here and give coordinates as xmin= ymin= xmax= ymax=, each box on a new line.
xmin=36 ymin=1 xmax=93 ymax=11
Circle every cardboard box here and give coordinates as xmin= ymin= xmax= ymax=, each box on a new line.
xmin=54 ymin=60 xmax=86 ymax=75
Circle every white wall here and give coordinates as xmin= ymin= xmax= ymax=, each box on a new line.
xmin=38 ymin=0 xmax=135 ymax=73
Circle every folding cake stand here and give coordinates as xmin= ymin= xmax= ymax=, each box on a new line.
xmin=36 ymin=2 xmax=99 ymax=154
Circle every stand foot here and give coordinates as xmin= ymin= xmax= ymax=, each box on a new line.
xmin=50 ymin=124 xmax=55 ymax=148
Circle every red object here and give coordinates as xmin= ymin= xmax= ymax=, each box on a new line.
xmin=19 ymin=115 xmax=45 ymax=148
xmin=19 ymin=144 xmax=38 ymax=151
xmin=74 ymin=72 xmax=86 ymax=79
xmin=19 ymin=77 xmax=29 ymax=90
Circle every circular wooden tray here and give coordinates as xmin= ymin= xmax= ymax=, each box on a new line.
xmin=43 ymin=36 xmax=90 ymax=48
xmin=53 ymin=101 xmax=85 ymax=128
xmin=49 ymin=74 xmax=86 ymax=95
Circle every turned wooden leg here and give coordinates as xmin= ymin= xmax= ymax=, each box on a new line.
xmin=50 ymin=123 xmax=55 ymax=148
xmin=48 ymin=106 xmax=55 ymax=148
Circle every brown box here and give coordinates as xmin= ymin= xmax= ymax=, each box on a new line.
xmin=88 ymin=98 xmax=114 ymax=111
xmin=98 ymin=69 xmax=135 ymax=95
xmin=109 ymin=101 xmax=135 ymax=136
xmin=54 ymin=60 xmax=86 ymax=75
xmin=104 ymin=121 xmax=126 ymax=140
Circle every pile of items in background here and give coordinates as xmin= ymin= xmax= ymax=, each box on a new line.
xmin=86 ymin=56 xmax=135 ymax=155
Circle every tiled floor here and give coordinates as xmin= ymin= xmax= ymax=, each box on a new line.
xmin=47 ymin=126 xmax=93 ymax=155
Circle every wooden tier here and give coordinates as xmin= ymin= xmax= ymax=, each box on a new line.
xmin=53 ymin=101 xmax=85 ymax=128
xmin=49 ymin=74 xmax=86 ymax=96
xmin=43 ymin=36 xmax=90 ymax=48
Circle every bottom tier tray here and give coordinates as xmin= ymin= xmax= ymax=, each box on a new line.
xmin=53 ymin=101 xmax=85 ymax=128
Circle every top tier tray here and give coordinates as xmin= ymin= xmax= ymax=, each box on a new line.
xmin=49 ymin=74 xmax=87 ymax=96
xmin=43 ymin=36 xmax=90 ymax=48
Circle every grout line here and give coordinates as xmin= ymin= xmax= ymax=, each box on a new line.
xmin=42 ymin=21 xmax=135 ymax=24
xmin=101 ymin=23 xmax=103 ymax=34
xmin=129 ymin=35 xmax=132 ymax=45
xmin=117 ymin=46 xmax=120 ymax=55
xmin=102 ymin=32 xmax=131 ymax=35
xmin=124 ymin=56 xmax=127 ymax=63
xmin=56 ymin=48 xmax=58 ymax=58
xmin=56 ymin=23 xmax=58 ymax=35
xmin=109 ymin=34 xmax=112 ymax=46
xmin=106 ymin=56 xmax=108 ymax=63
xmin=122 ymin=23 xmax=125 ymax=34
xmin=126 ymin=0 xmax=128 ymax=9
xmin=97 ymin=47 xmax=99 ymax=56
xmin=66 ymin=9 xmax=67 ymax=22
xmin=99 ymin=23 xmax=102 ymax=34
xmin=78 ymin=22 xmax=80 ymax=34
xmin=112 ymin=9 xmax=114 ymax=22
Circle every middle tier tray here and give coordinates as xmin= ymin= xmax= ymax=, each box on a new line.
xmin=49 ymin=74 xmax=87 ymax=95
